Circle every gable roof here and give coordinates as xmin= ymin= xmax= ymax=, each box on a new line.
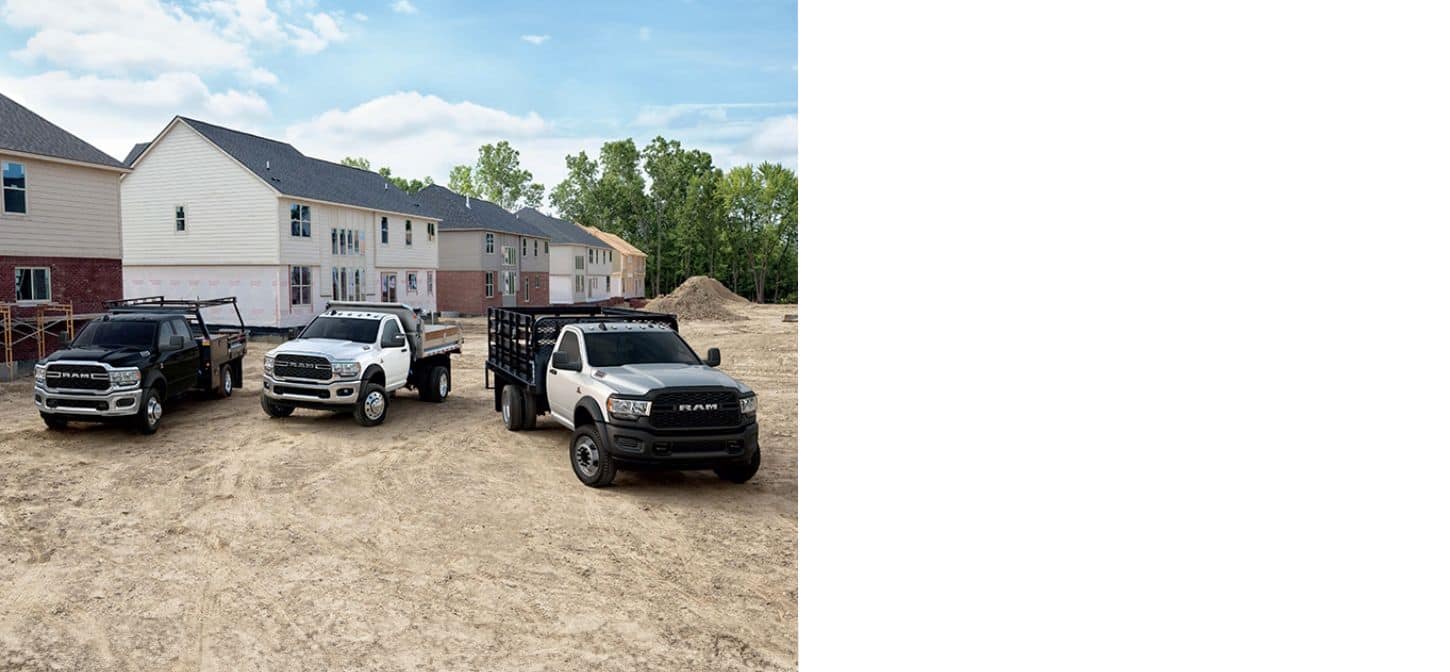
xmin=414 ymin=184 xmax=547 ymax=237
xmin=0 ymin=92 xmax=127 ymax=171
xmin=146 ymin=117 xmax=442 ymax=220
xmin=123 ymin=142 xmax=149 ymax=166
xmin=585 ymin=226 xmax=647 ymax=257
xmin=514 ymin=207 xmax=610 ymax=248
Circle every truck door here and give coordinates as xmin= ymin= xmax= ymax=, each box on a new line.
xmin=378 ymin=317 xmax=411 ymax=387
xmin=157 ymin=319 xmax=199 ymax=393
xmin=546 ymin=329 xmax=587 ymax=420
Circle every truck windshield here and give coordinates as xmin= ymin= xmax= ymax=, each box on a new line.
xmin=299 ymin=317 xmax=380 ymax=343
xmin=72 ymin=321 xmax=156 ymax=349
xmin=583 ymin=332 xmax=700 ymax=367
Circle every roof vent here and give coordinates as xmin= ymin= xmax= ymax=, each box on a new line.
xmin=466 ymin=196 xmax=471 ymax=208
xmin=265 ymin=160 xmax=270 ymax=170
xmin=384 ymin=182 xmax=389 ymax=190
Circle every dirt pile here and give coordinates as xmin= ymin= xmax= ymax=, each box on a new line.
xmin=645 ymin=275 xmax=749 ymax=320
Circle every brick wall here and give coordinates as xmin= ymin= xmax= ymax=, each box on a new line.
xmin=1 ymin=255 xmax=122 ymax=362
xmin=438 ymin=270 xmax=485 ymax=314
xmin=521 ymin=271 xmax=548 ymax=306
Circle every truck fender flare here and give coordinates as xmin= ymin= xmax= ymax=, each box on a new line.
xmin=575 ymin=397 xmax=606 ymax=429
xmin=142 ymin=369 xmax=166 ymax=396
xmin=361 ymin=364 xmax=386 ymax=387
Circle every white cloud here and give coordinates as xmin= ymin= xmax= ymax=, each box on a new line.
xmin=288 ymin=12 xmax=345 ymax=53
xmin=638 ymin=26 xmax=651 ymax=41
xmin=0 ymin=70 xmax=271 ymax=159
xmin=391 ymin=0 xmax=417 ymax=14
xmin=632 ymin=102 xmax=795 ymax=127
xmin=521 ymin=34 xmax=550 ymax=45
xmin=742 ymin=115 xmax=797 ymax=157
xmin=353 ymin=12 xmax=368 ymax=21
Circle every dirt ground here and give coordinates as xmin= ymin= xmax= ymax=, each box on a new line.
xmin=0 ymin=303 xmax=798 ymax=671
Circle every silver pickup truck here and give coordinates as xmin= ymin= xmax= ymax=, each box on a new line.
xmin=486 ymin=306 xmax=759 ymax=487
xmin=261 ymin=302 xmax=461 ymax=426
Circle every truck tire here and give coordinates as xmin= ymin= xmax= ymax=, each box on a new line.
xmin=423 ymin=364 xmax=449 ymax=403
xmin=501 ymin=384 xmax=525 ymax=431
xmin=134 ymin=385 xmax=163 ymax=435
xmin=216 ymin=364 xmax=235 ymax=398
xmin=570 ymin=424 xmax=616 ymax=487
xmin=230 ymin=360 xmax=243 ymax=390
xmin=41 ymin=414 xmax=67 ymax=430
xmin=521 ymin=392 xmax=538 ymax=429
xmin=714 ymin=449 xmax=761 ymax=484
xmin=354 ymin=382 xmax=389 ymax=427
xmin=260 ymin=395 xmax=294 ymax=418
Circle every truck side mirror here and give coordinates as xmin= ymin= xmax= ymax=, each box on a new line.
xmin=384 ymin=333 xmax=406 ymax=348
xmin=552 ymin=351 xmax=582 ymax=372
xmin=705 ymin=348 xmax=721 ymax=367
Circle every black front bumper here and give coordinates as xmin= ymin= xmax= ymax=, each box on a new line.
xmin=600 ymin=421 xmax=759 ymax=468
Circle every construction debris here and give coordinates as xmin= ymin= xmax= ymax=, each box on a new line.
xmin=645 ymin=276 xmax=749 ymax=321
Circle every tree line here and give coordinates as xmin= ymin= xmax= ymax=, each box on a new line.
xmin=343 ymin=138 xmax=799 ymax=304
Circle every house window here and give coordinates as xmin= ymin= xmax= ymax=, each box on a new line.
xmin=3 ymin=162 xmax=26 ymax=214
xmin=485 ymin=272 xmax=495 ymax=298
xmin=290 ymin=204 xmax=311 ymax=237
xmin=331 ymin=228 xmax=339 ymax=254
xmin=289 ymin=266 xmax=312 ymax=306
xmin=354 ymin=269 xmax=362 ymax=300
xmin=427 ymin=222 xmax=435 ymax=241
xmin=544 ymin=241 xmax=549 ymax=254
xmin=588 ymin=249 xmax=594 ymax=264
xmin=14 ymin=267 xmax=50 ymax=302
xmin=533 ymin=239 xmax=538 ymax=256
xmin=485 ymin=233 xmax=495 ymax=254
xmin=503 ymin=246 xmax=517 ymax=266
xmin=574 ymin=275 xmax=584 ymax=293
xmin=574 ymin=255 xmax=584 ymax=270
xmin=503 ymin=271 xmax=517 ymax=296
xmin=405 ymin=220 xmax=413 ymax=246
xmin=427 ymin=271 xmax=434 ymax=295
xmin=175 ymin=205 xmax=186 ymax=232
xmin=380 ymin=273 xmax=397 ymax=302
xmin=381 ymin=217 xmax=389 ymax=244
xmin=407 ymin=271 xmax=418 ymax=294
xmin=606 ymin=276 xmax=611 ymax=292
xmin=332 ymin=267 xmax=339 ymax=298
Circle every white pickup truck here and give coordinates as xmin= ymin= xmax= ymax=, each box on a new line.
xmin=260 ymin=302 xmax=461 ymax=426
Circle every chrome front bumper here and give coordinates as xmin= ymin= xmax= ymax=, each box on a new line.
xmin=261 ymin=375 xmax=362 ymax=405
xmin=34 ymin=385 xmax=145 ymax=417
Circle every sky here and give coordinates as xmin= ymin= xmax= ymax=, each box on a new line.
xmin=0 ymin=0 xmax=797 ymax=199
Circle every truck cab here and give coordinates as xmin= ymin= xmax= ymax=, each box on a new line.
xmin=487 ymin=307 xmax=760 ymax=487
xmin=34 ymin=297 xmax=248 ymax=434
xmin=261 ymin=303 xmax=460 ymax=426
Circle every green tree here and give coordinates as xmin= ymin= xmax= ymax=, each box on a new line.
xmin=448 ymin=141 xmax=544 ymax=210
xmin=549 ymin=151 xmax=600 ymax=225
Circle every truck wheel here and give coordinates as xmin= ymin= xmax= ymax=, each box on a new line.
xmin=354 ymin=383 xmax=389 ymax=427
xmin=570 ymin=424 xmax=616 ymax=487
xmin=521 ymin=391 xmax=538 ymax=429
xmin=134 ymin=386 xmax=163 ymax=435
xmin=41 ymin=414 xmax=67 ymax=430
xmin=714 ymin=449 xmax=761 ymax=484
xmin=230 ymin=360 xmax=243 ymax=390
xmin=216 ymin=365 xmax=234 ymax=398
xmin=501 ymin=384 xmax=525 ymax=431
xmin=424 ymin=365 xmax=449 ymax=403
xmin=260 ymin=395 xmax=294 ymax=418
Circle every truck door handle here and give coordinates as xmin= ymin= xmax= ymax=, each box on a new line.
xmin=549 ymin=369 xmax=557 ymax=375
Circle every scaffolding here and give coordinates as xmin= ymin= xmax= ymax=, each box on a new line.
xmin=1 ymin=302 xmax=77 ymax=379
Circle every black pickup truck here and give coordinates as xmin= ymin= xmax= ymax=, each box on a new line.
xmin=34 ymin=297 xmax=248 ymax=434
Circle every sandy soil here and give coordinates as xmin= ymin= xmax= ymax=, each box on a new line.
xmin=0 ymin=303 xmax=798 ymax=671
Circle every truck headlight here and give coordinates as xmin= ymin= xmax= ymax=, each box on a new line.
xmin=607 ymin=396 xmax=652 ymax=420
xmin=739 ymin=394 xmax=758 ymax=415
xmin=33 ymin=365 xmax=45 ymax=386
xmin=332 ymin=361 xmax=361 ymax=379
xmin=109 ymin=368 xmax=141 ymax=388
xmin=263 ymin=354 xmax=275 ymax=374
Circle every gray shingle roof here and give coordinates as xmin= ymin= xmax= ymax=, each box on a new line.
xmin=174 ymin=117 xmax=442 ymax=219
xmin=123 ymin=142 xmax=149 ymax=166
xmin=0 ymin=92 xmax=127 ymax=170
xmin=415 ymin=185 xmax=548 ymax=237
xmin=514 ymin=207 xmax=610 ymax=247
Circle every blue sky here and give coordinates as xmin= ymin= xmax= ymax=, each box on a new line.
xmin=0 ymin=0 xmax=797 ymax=195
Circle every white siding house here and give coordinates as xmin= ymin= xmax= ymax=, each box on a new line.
xmin=514 ymin=208 xmax=614 ymax=304
xmin=121 ymin=117 xmax=441 ymax=329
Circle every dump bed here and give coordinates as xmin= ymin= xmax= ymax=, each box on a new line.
xmin=324 ymin=301 xmax=461 ymax=359
xmin=486 ymin=305 xmax=678 ymax=392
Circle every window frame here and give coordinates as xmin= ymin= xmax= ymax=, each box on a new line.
xmin=485 ymin=271 xmax=495 ymax=298
xmin=2 ymin=161 xmax=27 ymax=215
xmin=289 ymin=265 xmax=312 ymax=306
xmin=405 ymin=220 xmax=413 ymax=247
xmin=406 ymin=271 xmax=418 ymax=294
xmin=503 ymin=245 xmax=517 ymax=266
xmin=485 ymin=232 xmax=495 ymax=254
xmin=175 ymin=204 xmax=187 ymax=232
xmin=427 ymin=221 xmax=435 ymax=241
xmin=381 ymin=216 xmax=390 ymax=244
xmin=13 ymin=266 xmax=51 ymax=304
xmin=290 ymin=203 xmax=311 ymax=237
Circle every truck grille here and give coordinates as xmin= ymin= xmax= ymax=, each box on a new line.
xmin=650 ymin=390 xmax=741 ymax=429
xmin=45 ymin=364 xmax=110 ymax=391
xmin=274 ymin=354 xmax=332 ymax=380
